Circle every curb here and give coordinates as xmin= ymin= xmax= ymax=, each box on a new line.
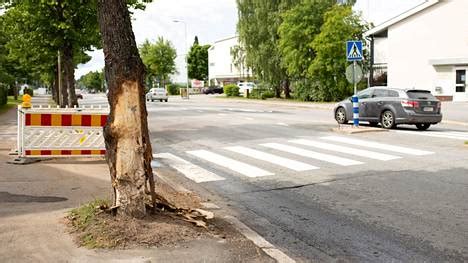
xmin=154 ymin=164 xmax=296 ymax=263
xmin=332 ymin=126 xmax=388 ymax=134
xmin=442 ymin=120 xmax=468 ymax=127
xmin=224 ymin=215 xmax=296 ymax=263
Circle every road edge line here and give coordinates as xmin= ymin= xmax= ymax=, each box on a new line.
xmin=224 ymin=215 xmax=296 ymax=263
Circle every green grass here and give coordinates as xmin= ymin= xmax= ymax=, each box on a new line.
xmin=69 ymin=199 xmax=109 ymax=231
xmin=68 ymin=199 xmax=110 ymax=248
xmin=464 ymin=141 xmax=468 ymax=145
xmin=0 ymin=96 xmax=22 ymax=115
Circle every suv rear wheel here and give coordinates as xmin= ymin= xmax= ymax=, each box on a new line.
xmin=416 ymin=123 xmax=431 ymax=130
xmin=335 ymin=107 xmax=348 ymax=124
xmin=381 ymin=110 xmax=396 ymax=129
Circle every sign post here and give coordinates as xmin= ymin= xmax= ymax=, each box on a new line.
xmin=346 ymin=40 xmax=363 ymax=127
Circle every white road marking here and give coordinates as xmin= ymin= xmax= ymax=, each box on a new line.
xmin=217 ymin=113 xmax=227 ymax=116
xmin=290 ymin=139 xmax=401 ymax=161
xmin=153 ymin=153 xmax=225 ymax=183
xmin=224 ymin=215 xmax=296 ymax=263
xmin=395 ymin=130 xmax=468 ymax=141
xmin=261 ymin=143 xmax=363 ymax=166
xmin=225 ymin=146 xmax=318 ymax=171
xmin=321 ymin=136 xmax=434 ymax=155
xmin=187 ymin=150 xmax=274 ymax=177
xmin=244 ymin=117 xmax=254 ymax=120
xmin=277 ymin=122 xmax=289 ymax=126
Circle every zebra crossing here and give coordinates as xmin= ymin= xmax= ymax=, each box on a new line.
xmin=394 ymin=129 xmax=468 ymax=141
xmin=155 ymin=136 xmax=435 ymax=183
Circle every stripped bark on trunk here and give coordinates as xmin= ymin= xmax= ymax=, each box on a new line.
xmin=97 ymin=0 xmax=156 ymax=218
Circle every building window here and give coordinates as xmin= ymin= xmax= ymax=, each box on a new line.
xmin=456 ymin=70 xmax=466 ymax=92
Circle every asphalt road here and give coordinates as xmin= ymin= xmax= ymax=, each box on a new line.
xmin=82 ymin=94 xmax=468 ymax=262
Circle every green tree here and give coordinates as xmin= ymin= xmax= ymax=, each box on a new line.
xmin=77 ymin=71 xmax=104 ymax=92
xmin=139 ymin=37 xmax=177 ymax=88
xmin=308 ymin=4 xmax=368 ymax=101
xmin=278 ymin=0 xmax=335 ymax=78
xmin=0 ymin=0 xmax=100 ymax=107
xmin=187 ymin=36 xmax=210 ymax=81
xmin=236 ymin=0 xmax=299 ymax=98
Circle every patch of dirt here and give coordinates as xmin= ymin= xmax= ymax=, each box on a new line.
xmin=66 ymin=179 xmax=245 ymax=250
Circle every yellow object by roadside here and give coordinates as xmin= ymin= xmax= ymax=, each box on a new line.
xmin=22 ymin=94 xmax=32 ymax=108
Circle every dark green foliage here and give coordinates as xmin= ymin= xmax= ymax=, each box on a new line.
xmin=308 ymin=4 xmax=368 ymax=101
xmin=187 ymin=36 xmax=210 ymax=81
xmin=166 ymin=83 xmax=181 ymax=95
xmin=249 ymin=88 xmax=275 ymax=100
xmin=223 ymin=84 xmax=239 ymax=97
xmin=77 ymin=71 xmax=104 ymax=93
xmin=236 ymin=0 xmax=300 ymax=98
xmin=278 ymin=0 xmax=335 ymax=78
xmin=291 ymin=80 xmax=316 ymax=101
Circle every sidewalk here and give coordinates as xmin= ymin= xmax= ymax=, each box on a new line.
xmin=441 ymin=101 xmax=468 ymax=125
xmin=0 ymin=107 xmax=274 ymax=263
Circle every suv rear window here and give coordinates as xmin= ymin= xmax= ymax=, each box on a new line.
xmin=406 ymin=90 xmax=436 ymax=100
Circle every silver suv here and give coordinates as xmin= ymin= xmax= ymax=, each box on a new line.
xmin=334 ymin=87 xmax=442 ymax=130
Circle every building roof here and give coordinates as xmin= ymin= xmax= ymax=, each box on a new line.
xmin=365 ymin=0 xmax=440 ymax=37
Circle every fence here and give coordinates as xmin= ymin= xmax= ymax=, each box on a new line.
xmin=16 ymin=105 xmax=109 ymax=158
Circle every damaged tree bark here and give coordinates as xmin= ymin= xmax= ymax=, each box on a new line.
xmin=97 ymin=0 xmax=156 ymax=218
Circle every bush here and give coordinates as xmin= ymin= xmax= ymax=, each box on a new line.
xmin=292 ymin=80 xmax=316 ymax=101
xmin=223 ymin=84 xmax=239 ymax=97
xmin=250 ymin=88 xmax=275 ymax=100
xmin=166 ymin=84 xmax=181 ymax=95
xmin=0 ymin=85 xmax=7 ymax=106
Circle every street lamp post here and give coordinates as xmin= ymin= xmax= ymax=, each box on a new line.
xmin=173 ymin=19 xmax=189 ymax=99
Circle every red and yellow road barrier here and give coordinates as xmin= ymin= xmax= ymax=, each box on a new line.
xmin=25 ymin=113 xmax=108 ymax=127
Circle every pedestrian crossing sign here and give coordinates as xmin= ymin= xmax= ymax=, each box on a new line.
xmin=347 ymin=41 xmax=363 ymax=61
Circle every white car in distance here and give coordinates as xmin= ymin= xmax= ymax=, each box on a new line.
xmin=146 ymin=88 xmax=168 ymax=102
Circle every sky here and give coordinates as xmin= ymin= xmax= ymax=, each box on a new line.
xmin=75 ymin=0 xmax=427 ymax=82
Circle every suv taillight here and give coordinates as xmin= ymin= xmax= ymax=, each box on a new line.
xmin=436 ymin=101 xmax=441 ymax=109
xmin=401 ymin=100 xmax=419 ymax=108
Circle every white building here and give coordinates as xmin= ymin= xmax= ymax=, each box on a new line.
xmin=365 ymin=0 xmax=468 ymax=101
xmin=208 ymin=36 xmax=251 ymax=86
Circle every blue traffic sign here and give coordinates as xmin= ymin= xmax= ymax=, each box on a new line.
xmin=346 ymin=41 xmax=363 ymax=61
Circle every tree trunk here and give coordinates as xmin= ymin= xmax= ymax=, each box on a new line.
xmin=63 ymin=43 xmax=78 ymax=108
xmin=52 ymin=65 xmax=58 ymax=103
xmin=274 ymin=84 xmax=281 ymax=98
xmin=98 ymin=0 xmax=155 ymax=218
xmin=283 ymin=79 xmax=291 ymax=99
xmin=13 ymin=84 xmax=18 ymax=101
xmin=58 ymin=54 xmax=68 ymax=107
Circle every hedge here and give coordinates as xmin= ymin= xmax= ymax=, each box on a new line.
xmin=223 ymin=84 xmax=239 ymax=97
